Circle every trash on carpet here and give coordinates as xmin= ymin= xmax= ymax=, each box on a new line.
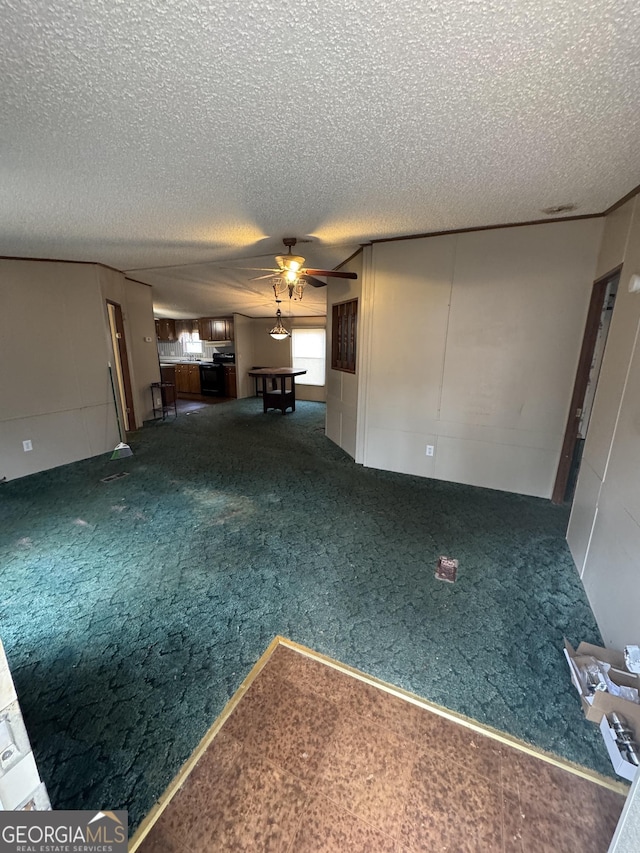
xmin=564 ymin=638 xmax=640 ymax=781
xmin=101 ymin=472 xmax=130 ymax=483
xmin=435 ymin=556 xmax=458 ymax=583
xmin=624 ymin=645 xmax=640 ymax=674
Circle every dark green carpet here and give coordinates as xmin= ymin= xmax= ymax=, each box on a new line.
xmin=0 ymin=400 xmax=609 ymax=829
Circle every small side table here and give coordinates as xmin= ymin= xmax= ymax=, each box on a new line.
xmin=151 ymin=382 xmax=177 ymax=419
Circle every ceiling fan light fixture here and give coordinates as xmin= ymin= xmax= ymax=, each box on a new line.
xmin=276 ymin=253 xmax=305 ymax=272
xmin=273 ymin=274 xmax=305 ymax=301
xmin=247 ymin=237 xmax=358 ymax=301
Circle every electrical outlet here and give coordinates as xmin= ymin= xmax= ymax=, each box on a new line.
xmin=23 ymin=440 xmax=33 ymax=452
xmin=426 ymin=444 xmax=434 ymax=457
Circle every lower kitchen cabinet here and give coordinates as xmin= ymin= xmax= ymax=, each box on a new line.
xmin=224 ymin=365 xmax=237 ymax=398
xmin=160 ymin=365 xmax=176 ymax=384
xmin=187 ymin=364 xmax=201 ymax=394
xmin=174 ymin=363 xmax=201 ymax=395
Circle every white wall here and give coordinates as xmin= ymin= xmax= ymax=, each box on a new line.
xmin=0 ymin=260 xmax=159 ymax=481
xmin=233 ymin=313 xmax=255 ymax=399
xmin=567 ymin=195 xmax=640 ymax=648
xmin=354 ymin=218 xmax=603 ymax=497
xmin=0 ymin=260 xmax=119 ymax=480
xmin=326 ymin=252 xmax=363 ymax=459
xmin=248 ymin=314 xmax=327 ymax=403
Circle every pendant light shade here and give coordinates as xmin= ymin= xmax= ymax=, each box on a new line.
xmin=268 ymin=302 xmax=290 ymax=340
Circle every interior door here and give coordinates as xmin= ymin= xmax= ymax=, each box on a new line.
xmin=552 ymin=268 xmax=620 ymax=504
xmin=107 ymin=300 xmax=136 ymax=432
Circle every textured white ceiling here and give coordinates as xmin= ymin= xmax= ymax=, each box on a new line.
xmin=1 ymin=0 xmax=639 ymax=317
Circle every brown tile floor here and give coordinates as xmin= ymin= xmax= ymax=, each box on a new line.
xmin=176 ymin=395 xmax=233 ymax=413
xmin=136 ymin=642 xmax=626 ymax=852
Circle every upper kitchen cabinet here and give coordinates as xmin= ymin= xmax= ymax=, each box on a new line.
xmin=198 ymin=317 xmax=234 ymax=342
xmin=197 ymin=318 xmax=211 ymax=341
xmin=175 ymin=319 xmax=199 ymax=338
xmin=155 ymin=318 xmax=176 ymax=341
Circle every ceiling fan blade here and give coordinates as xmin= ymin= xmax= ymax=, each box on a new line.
xmin=301 ymin=275 xmax=327 ymax=288
xmin=215 ymin=266 xmax=278 ymax=272
xmin=249 ymin=273 xmax=278 ymax=281
xmin=303 ymin=269 xmax=358 ymax=279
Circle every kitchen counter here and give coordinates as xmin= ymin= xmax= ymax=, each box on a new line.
xmin=160 ymin=360 xmax=235 ymax=366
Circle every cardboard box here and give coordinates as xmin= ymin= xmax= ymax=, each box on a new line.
xmin=563 ymin=639 xmax=640 ymax=723
xmin=599 ymin=704 xmax=640 ymax=782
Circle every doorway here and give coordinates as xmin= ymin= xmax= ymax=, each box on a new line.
xmin=107 ymin=300 xmax=136 ymax=432
xmin=552 ymin=267 xmax=620 ymax=504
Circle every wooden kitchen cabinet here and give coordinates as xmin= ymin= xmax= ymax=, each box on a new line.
xmin=155 ymin=318 xmax=177 ymax=341
xmin=197 ymin=318 xmax=211 ymax=340
xmin=187 ymin=364 xmax=201 ymax=394
xmin=211 ymin=318 xmax=230 ymax=340
xmin=174 ymin=363 xmax=201 ymax=395
xmin=160 ymin=365 xmax=176 ymax=384
xmin=224 ymin=365 xmax=237 ymax=398
xmin=174 ymin=364 xmax=189 ymax=393
xmin=198 ymin=316 xmax=234 ymax=342
xmin=175 ymin=319 xmax=199 ymax=338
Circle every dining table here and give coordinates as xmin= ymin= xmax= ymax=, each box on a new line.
xmin=247 ymin=367 xmax=307 ymax=414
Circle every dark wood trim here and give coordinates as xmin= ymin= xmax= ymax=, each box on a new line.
xmin=0 ymin=255 xmax=123 ymax=274
xmin=551 ymin=278 xmax=610 ymax=504
xmin=335 ymin=245 xmax=365 ymax=270
xmin=594 ymin=264 xmax=623 ymax=286
xmin=369 ymin=213 xmax=602 ymax=246
xmin=124 ymin=275 xmax=153 ymax=288
xmin=107 ymin=300 xmax=137 ymax=432
xmin=603 ymin=183 xmax=640 ymax=216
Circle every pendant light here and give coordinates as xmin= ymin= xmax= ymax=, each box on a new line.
xmin=268 ymin=300 xmax=290 ymax=340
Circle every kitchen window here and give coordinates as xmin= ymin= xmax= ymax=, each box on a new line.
xmin=292 ymin=328 xmax=326 ymax=386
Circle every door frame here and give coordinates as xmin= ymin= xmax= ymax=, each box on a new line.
xmin=107 ymin=300 xmax=136 ymax=432
xmin=551 ymin=265 xmax=622 ymax=504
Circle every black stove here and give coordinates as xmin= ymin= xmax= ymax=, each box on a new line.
xmin=211 ymin=353 xmax=235 ymax=365
xmin=199 ymin=353 xmax=235 ymax=395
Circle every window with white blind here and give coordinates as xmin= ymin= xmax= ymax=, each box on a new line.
xmin=292 ymin=328 xmax=326 ymax=386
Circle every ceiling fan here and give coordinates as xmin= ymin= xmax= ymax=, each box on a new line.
xmin=236 ymin=238 xmax=357 ymax=300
